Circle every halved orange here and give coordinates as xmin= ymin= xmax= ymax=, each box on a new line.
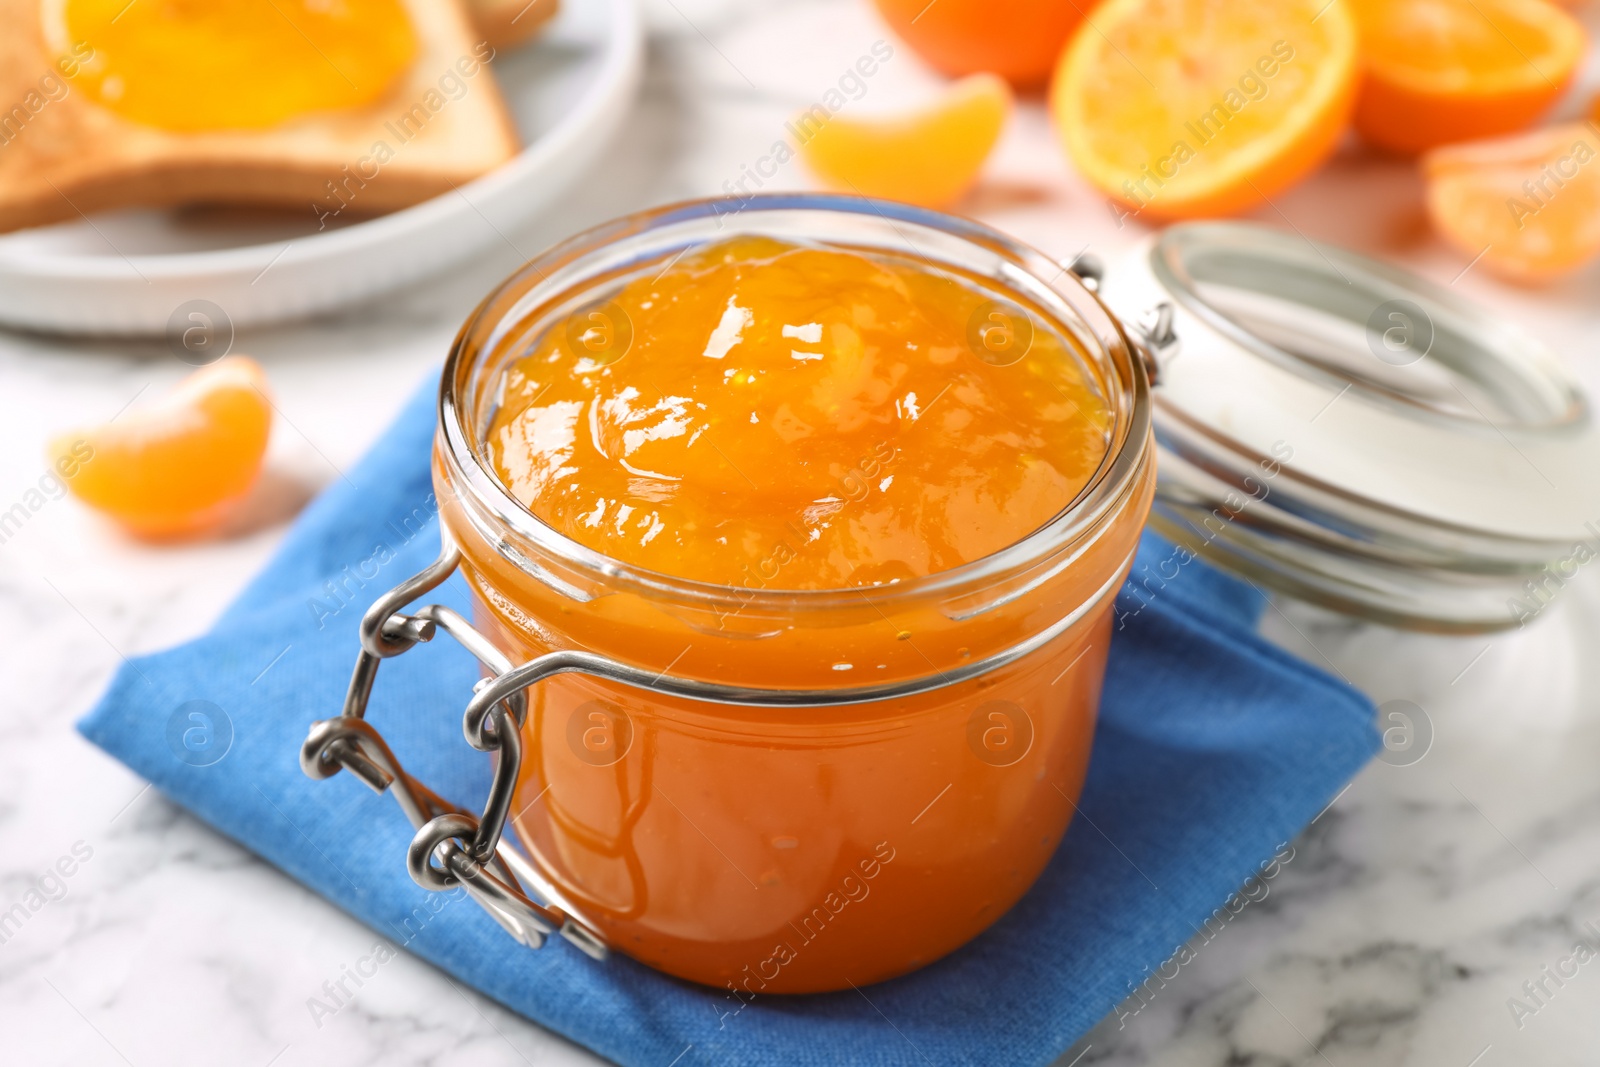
xmin=796 ymin=73 xmax=1012 ymax=208
xmin=1050 ymin=0 xmax=1359 ymax=221
xmin=1351 ymin=0 xmax=1586 ymax=155
xmin=51 ymin=357 xmax=273 ymax=537
xmin=1424 ymin=122 xmax=1600 ymax=282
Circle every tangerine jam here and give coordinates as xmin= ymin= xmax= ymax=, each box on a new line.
xmin=60 ymin=0 xmax=417 ymax=131
xmin=485 ymin=236 xmax=1113 ymax=589
xmin=435 ymin=198 xmax=1155 ymax=993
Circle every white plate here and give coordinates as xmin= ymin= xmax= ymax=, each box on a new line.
xmin=0 ymin=0 xmax=642 ymax=337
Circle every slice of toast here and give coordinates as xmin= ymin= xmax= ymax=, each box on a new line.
xmin=0 ymin=0 xmax=522 ymax=234
xmin=472 ymin=0 xmax=559 ymax=50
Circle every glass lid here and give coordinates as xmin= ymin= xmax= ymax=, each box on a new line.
xmin=1099 ymin=221 xmax=1600 ymax=633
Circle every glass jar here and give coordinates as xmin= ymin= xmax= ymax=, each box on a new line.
xmin=428 ymin=195 xmax=1157 ymax=992
xmin=1098 ymin=221 xmax=1600 ymax=633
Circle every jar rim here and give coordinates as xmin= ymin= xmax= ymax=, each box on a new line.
xmin=1153 ymin=221 xmax=1588 ymax=432
xmin=438 ymin=193 xmax=1153 ymax=613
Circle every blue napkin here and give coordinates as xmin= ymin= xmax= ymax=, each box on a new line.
xmin=79 ymin=372 xmax=1378 ymax=1067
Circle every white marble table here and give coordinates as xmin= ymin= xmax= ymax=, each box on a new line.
xmin=3 ymin=1 xmax=1599 ymax=1064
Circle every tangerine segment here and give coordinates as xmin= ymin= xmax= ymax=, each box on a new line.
xmin=1351 ymin=0 xmax=1587 ymax=155
xmin=872 ymin=0 xmax=1092 ymax=89
xmin=797 ymin=74 xmax=1011 ymax=208
xmin=1424 ymin=123 xmax=1600 ymax=282
xmin=52 ymin=357 xmax=274 ymax=536
xmin=1050 ymin=0 xmax=1358 ymax=220
xmin=60 ymin=0 xmax=418 ymax=131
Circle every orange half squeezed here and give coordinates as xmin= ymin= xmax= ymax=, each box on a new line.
xmin=56 ymin=0 xmax=418 ymax=131
xmin=1050 ymin=0 xmax=1358 ymax=220
xmin=485 ymin=235 xmax=1113 ymax=590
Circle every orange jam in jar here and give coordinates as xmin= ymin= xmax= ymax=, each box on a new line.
xmin=58 ymin=0 xmax=417 ymax=131
xmin=485 ymin=235 xmax=1114 ymax=588
xmin=436 ymin=197 xmax=1155 ymax=992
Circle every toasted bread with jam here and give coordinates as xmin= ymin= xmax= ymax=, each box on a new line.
xmin=0 ymin=0 xmax=525 ymax=234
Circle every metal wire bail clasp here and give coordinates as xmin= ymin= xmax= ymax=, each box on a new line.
xmin=299 ymin=542 xmax=607 ymax=960
xmin=1064 ymin=251 xmax=1176 ymax=386
xmin=298 ymin=520 xmax=1136 ymax=962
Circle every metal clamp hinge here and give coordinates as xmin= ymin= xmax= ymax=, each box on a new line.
xmin=1063 ymin=252 xmax=1176 ymax=386
xmin=300 ymin=543 xmax=608 ymax=960
xmin=1133 ymin=302 xmax=1179 ymax=386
